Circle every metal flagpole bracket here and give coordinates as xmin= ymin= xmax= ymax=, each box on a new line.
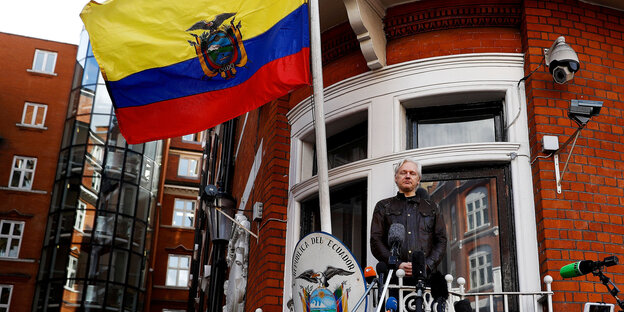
xmin=553 ymin=125 xmax=583 ymax=194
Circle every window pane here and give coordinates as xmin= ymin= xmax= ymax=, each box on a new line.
xmin=45 ymin=53 xmax=56 ymax=73
xmin=35 ymin=106 xmax=46 ymax=125
xmin=34 ymin=51 xmax=44 ymax=70
xmin=166 ymin=270 xmax=177 ymax=286
xmin=10 ymin=171 xmax=20 ymax=187
xmin=169 ymin=256 xmax=178 ymax=267
xmin=178 ymin=159 xmax=188 ymax=176
xmin=22 ymin=172 xmax=33 ymax=188
xmin=24 ymin=105 xmax=34 ymax=124
xmin=179 ymin=256 xmax=189 ymax=268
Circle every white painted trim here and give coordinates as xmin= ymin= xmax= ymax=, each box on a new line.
xmin=283 ymin=53 xmax=540 ymax=311
xmin=238 ymin=140 xmax=263 ymax=212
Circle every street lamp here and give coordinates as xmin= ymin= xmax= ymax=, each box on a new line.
xmin=202 ymin=184 xmax=236 ymax=312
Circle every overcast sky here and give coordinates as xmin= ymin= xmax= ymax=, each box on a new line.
xmin=0 ymin=0 xmax=89 ymax=45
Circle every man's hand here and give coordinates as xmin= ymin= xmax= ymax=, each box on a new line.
xmin=398 ymin=262 xmax=412 ymax=276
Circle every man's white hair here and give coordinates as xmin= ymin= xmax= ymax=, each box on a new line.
xmin=394 ymin=158 xmax=422 ymax=178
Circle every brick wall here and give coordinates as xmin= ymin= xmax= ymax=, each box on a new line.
xmin=523 ymin=0 xmax=624 ymax=309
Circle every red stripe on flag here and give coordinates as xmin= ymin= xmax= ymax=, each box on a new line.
xmin=115 ymin=48 xmax=310 ymax=144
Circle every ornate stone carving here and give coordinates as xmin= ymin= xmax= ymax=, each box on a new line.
xmin=385 ymin=2 xmax=521 ymax=40
xmin=344 ymin=0 xmax=387 ymax=69
xmin=223 ymin=214 xmax=251 ymax=312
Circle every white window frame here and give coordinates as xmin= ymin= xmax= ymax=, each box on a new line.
xmin=9 ymin=156 xmax=37 ymax=190
xmin=75 ymin=201 xmax=87 ymax=231
xmin=469 ymin=250 xmax=493 ymax=289
xmin=19 ymin=102 xmax=48 ymax=128
xmin=181 ymin=131 xmax=203 ymax=143
xmin=466 ymin=187 xmax=489 ymax=232
xmin=0 ymin=220 xmax=25 ymax=259
xmin=30 ymin=49 xmax=57 ymax=74
xmin=177 ymin=156 xmax=200 ymax=178
xmin=65 ymin=255 xmax=79 ymax=289
xmin=166 ymin=254 xmax=191 ymax=287
xmin=0 ymin=284 xmax=13 ymax=311
xmin=172 ymin=199 xmax=196 ymax=228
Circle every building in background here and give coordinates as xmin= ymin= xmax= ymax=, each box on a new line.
xmin=0 ymin=32 xmax=77 ymax=311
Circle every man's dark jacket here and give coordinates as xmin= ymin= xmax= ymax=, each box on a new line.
xmin=370 ymin=189 xmax=447 ymax=270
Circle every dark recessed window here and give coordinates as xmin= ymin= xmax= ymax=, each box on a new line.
xmin=313 ymin=121 xmax=367 ymax=175
xmin=300 ymin=179 xmax=367 ymax=265
xmin=407 ymin=101 xmax=504 ymax=149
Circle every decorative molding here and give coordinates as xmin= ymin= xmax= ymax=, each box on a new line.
xmin=344 ymin=0 xmax=387 ymax=69
xmin=164 ymin=244 xmax=193 ymax=254
xmin=385 ymin=2 xmax=521 ymax=40
xmin=0 ymin=209 xmax=34 ymax=219
xmin=164 ymin=184 xmax=200 ymax=197
xmin=321 ymin=22 xmax=360 ymax=65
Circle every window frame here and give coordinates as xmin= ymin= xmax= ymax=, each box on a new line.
xmin=166 ymin=254 xmax=191 ymax=287
xmin=31 ymin=49 xmax=58 ymax=74
xmin=469 ymin=249 xmax=493 ymax=289
xmin=406 ymin=101 xmax=505 ymax=149
xmin=181 ymin=132 xmax=203 ymax=144
xmin=65 ymin=255 xmax=79 ymax=289
xmin=9 ymin=156 xmax=37 ymax=190
xmin=177 ymin=156 xmax=200 ymax=178
xmin=0 ymin=284 xmax=13 ymax=311
xmin=20 ymin=102 xmax=48 ymax=128
xmin=0 ymin=220 xmax=25 ymax=259
xmin=172 ymin=198 xmax=196 ymax=228
xmin=465 ymin=187 xmax=490 ymax=233
xmin=422 ymin=165 xmax=518 ymax=294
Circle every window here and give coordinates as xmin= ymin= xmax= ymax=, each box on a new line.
xmin=407 ymin=101 xmax=504 ymax=149
xmin=177 ymin=156 xmax=199 ymax=178
xmin=65 ymin=255 xmax=79 ymax=289
xmin=75 ymin=201 xmax=87 ymax=231
xmin=173 ymin=199 xmax=195 ymax=228
xmin=9 ymin=156 xmax=37 ymax=190
xmin=300 ymin=179 xmax=367 ymax=265
xmin=31 ymin=49 xmax=57 ymax=74
xmin=0 ymin=285 xmax=12 ymax=312
xmin=469 ymin=246 xmax=494 ymax=289
xmin=0 ymin=220 xmax=24 ymax=258
xmin=166 ymin=254 xmax=190 ymax=287
xmin=466 ymin=187 xmax=489 ymax=232
xmin=181 ymin=132 xmax=202 ymax=143
xmin=313 ymin=121 xmax=367 ymax=175
xmin=20 ymin=102 xmax=47 ymax=127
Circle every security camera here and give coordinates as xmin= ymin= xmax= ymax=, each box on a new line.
xmin=544 ymin=36 xmax=580 ymax=84
xmin=569 ymin=99 xmax=602 ymax=126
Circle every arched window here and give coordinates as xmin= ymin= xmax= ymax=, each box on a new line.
xmin=466 ymin=186 xmax=489 ymax=232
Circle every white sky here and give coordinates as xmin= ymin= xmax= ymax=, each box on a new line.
xmin=0 ymin=0 xmax=89 ymax=45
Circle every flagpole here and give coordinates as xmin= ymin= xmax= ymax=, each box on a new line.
xmin=309 ymin=0 xmax=332 ymax=234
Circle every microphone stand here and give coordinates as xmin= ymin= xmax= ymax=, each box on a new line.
xmin=594 ymin=267 xmax=624 ymax=311
xmin=375 ymin=269 xmax=395 ymax=312
xmin=352 ymin=279 xmax=377 ymax=312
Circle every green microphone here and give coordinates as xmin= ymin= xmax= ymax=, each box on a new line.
xmin=560 ymin=261 xmax=593 ymax=278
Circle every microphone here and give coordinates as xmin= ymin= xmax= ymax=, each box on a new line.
xmin=365 ymin=266 xmax=377 ymax=284
xmin=385 ymin=296 xmax=398 ymax=312
xmin=388 ymin=223 xmax=405 ymax=268
xmin=376 ymin=262 xmax=388 ymax=302
xmin=560 ymin=256 xmax=619 ymax=278
xmin=412 ymin=250 xmax=426 ymax=281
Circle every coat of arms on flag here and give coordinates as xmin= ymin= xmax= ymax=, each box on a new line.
xmin=187 ymin=13 xmax=248 ymax=79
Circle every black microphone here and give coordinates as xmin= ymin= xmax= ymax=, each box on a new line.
xmin=376 ymin=262 xmax=388 ymax=302
xmin=412 ymin=250 xmax=426 ymax=281
xmin=388 ymin=223 xmax=405 ymax=269
xmin=560 ymin=256 xmax=619 ymax=278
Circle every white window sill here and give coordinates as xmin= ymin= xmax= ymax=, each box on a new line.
xmin=64 ymin=286 xmax=80 ymax=293
xmin=160 ymin=224 xmax=195 ymax=230
xmin=16 ymin=123 xmax=48 ymax=130
xmin=0 ymin=186 xmax=47 ymax=194
xmin=26 ymin=69 xmax=57 ymax=76
xmin=0 ymin=257 xmax=35 ymax=263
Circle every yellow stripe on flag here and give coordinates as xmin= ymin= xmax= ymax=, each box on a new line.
xmin=80 ymin=0 xmax=305 ymax=82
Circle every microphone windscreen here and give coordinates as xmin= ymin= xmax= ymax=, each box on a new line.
xmin=577 ymin=260 xmax=594 ymax=275
xmin=430 ymin=271 xmax=449 ymax=300
xmin=385 ymin=296 xmax=398 ymax=312
xmin=376 ymin=262 xmax=388 ymax=276
xmin=364 ymin=266 xmax=376 ymax=283
xmin=412 ymin=251 xmax=426 ymax=280
xmin=388 ymin=223 xmax=405 ymax=246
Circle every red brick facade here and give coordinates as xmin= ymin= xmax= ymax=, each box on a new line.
xmin=0 ymin=32 xmax=76 ymax=311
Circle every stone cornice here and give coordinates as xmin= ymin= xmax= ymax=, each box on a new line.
xmin=385 ymin=1 xmax=521 ymax=40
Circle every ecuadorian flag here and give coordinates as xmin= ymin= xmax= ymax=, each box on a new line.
xmin=81 ymin=0 xmax=310 ymax=143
